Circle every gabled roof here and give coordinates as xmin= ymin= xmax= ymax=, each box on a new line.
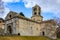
xmin=5 ymin=11 xmax=19 ymax=20
xmin=33 ymin=4 xmax=41 ymax=8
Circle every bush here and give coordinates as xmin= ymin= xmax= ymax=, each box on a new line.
xmin=19 ymin=12 xmax=25 ymax=17
xmin=56 ymin=30 xmax=60 ymax=38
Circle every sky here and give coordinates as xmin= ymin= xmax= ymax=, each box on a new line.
xmin=0 ymin=0 xmax=60 ymax=20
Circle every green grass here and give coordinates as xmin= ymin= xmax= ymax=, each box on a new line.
xmin=0 ymin=36 xmax=51 ymax=40
xmin=0 ymin=36 xmax=59 ymax=40
xmin=57 ymin=38 xmax=60 ymax=40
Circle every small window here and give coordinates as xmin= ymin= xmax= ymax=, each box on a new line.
xmin=42 ymin=32 xmax=45 ymax=36
xmin=9 ymin=15 xmax=11 ymax=18
xmin=18 ymin=33 xmax=20 ymax=35
xmin=0 ymin=21 xmax=1 ymax=23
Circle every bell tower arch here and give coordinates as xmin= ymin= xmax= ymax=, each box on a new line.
xmin=32 ymin=4 xmax=41 ymax=16
xmin=31 ymin=4 xmax=43 ymax=22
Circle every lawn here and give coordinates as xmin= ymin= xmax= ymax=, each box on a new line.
xmin=57 ymin=38 xmax=60 ymax=40
xmin=0 ymin=36 xmax=60 ymax=40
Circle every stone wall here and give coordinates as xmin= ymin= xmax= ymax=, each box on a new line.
xmin=18 ymin=18 xmax=40 ymax=36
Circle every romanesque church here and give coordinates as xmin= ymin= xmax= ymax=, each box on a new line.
xmin=0 ymin=4 xmax=56 ymax=39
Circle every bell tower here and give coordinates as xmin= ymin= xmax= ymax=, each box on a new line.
xmin=31 ymin=4 xmax=43 ymax=22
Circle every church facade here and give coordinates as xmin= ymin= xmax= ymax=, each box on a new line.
xmin=0 ymin=5 xmax=56 ymax=39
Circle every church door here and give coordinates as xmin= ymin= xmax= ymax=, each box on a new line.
xmin=7 ymin=26 xmax=12 ymax=34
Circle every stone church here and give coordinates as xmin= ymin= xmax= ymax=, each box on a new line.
xmin=0 ymin=4 xmax=56 ymax=39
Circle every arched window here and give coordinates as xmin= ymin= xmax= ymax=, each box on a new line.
xmin=34 ymin=12 xmax=37 ymax=15
xmin=34 ymin=8 xmax=37 ymax=11
xmin=9 ymin=15 xmax=11 ymax=18
xmin=18 ymin=33 xmax=20 ymax=35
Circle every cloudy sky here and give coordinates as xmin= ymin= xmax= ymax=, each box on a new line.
xmin=0 ymin=0 xmax=60 ymax=20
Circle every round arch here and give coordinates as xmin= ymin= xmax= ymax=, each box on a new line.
xmin=7 ymin=25 xmax=12 ymax=34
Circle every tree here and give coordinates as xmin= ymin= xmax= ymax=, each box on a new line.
xmin=53 ymin=17 xmax=60 ymax=38
xmin=19 ymin=12 xmax=25 ymax=17
xmin=56 ymin=27 xmax=60 ymax=38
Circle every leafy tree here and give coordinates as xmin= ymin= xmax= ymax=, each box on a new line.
xmin=53 ymin=17 xmax=60 ymax=38
xmin=19 ymin=12 xmax=25 ymax=17
xmin=56 ymin=28 xmax=60 ymax=38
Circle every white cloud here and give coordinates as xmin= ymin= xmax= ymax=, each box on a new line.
xmin=0 ymin=7 xmax=10 ymax=19
xmin=23 ymin=0 xmax=60 ymax=18
xmin=0 ymin=0 xmax=20 ymax=19
xmin=4 ymin=7 xmax=10 ymax=18
xmin=2 ymin=0 xmax=20 ymax=2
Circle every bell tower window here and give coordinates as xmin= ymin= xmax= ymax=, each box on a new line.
xmin=34 ymin=12 xmax=37 ymax=15
xmin=34 ymin=8 xmax=37 ymax=11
